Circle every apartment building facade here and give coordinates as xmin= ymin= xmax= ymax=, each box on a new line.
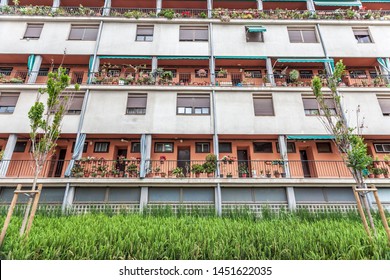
xmin=0 ymin=0 xmax=390 ymax=213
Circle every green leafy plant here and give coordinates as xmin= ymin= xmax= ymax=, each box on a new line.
xmin=289 ymin=69 xmax=299 ymax=84
xmin=172 ymin=167 xmax=184 ymax=178
xmin=191 ymin=164 xmax=204 ymax=174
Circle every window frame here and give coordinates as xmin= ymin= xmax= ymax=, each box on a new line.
xmin=218 ymin=142 xmax=232 ymax=153
xmin=179 ymin=26 xmax=209 ymax=42
xmin=126 ymin=94 xmax=147 ymax=115
xmin=71 ymin=142 xmax=88 ymax=153
xmin=93 ymin=142 xmax=110 ymax=153
xmin=131 ymin=142 xmax=141 ymax=153
xmin=303 ymin=97 xmax=337 ymax=116
xmin=154 ymin=142 xmax=174 ymax=153
xmin=374 ymin=143 xmax=390 ymax=153
xmin=68 ymin=25 xmax=99 ymax=41
xmin=195 ymin=142 xmax=210 ymax=153
xmin=253 ymin=142 xmax=273 ymax=153
xmin=287 ymin=27 xmax=318 ymax=43
xmin=316 ymin=142 xmax=332 ymax=153
xmin=352 ymin=27 xmax=373 ymax=44
xmin=14 ymin=141 xmax=27 ymax=153
xmin=23 ymin=23 xmax=44 ymax=39
xmin=0 ymin=92 xmax=20 ymax=114
xmin=276 ymin=142 xmax=296 ymax=153
xmin=245 ymin=27 xmax=264 ymax=42
xmin=377 ymin=97 xmax=390 ymax=116
xmin=253 ymin=96 xmax=275 ymax=116
xmin=136 ymin=25 xmax=154 ymax=42
xmin=177 ymin=94 xmax=210 ymax=116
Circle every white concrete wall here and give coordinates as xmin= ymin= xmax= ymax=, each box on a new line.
xmin=215 ymin=91 xmax=329 ymax=135
xmin=213 ymin=24 xmax=324 ymax=57
xmin=0 ymin=21 xmax=97 ymax=55
xmin=0 ymin=89 xmax=80 ymax=134
xmin=321 ymin=25 xmax=390 ymax=57
xmin=98 ymin=23 xmax=209 ymax=56
xmin=81 ymin=90 xmax=213 ymax=134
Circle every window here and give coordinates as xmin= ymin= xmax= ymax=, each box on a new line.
xmin=349 ymin=70 xmax=367 ymax=79
xmin=244 ymin=70 xmax=262 ymax=78
xmin=299 ymin=70 xmax=313 ymax=79
xmin=374 ymin=143 xmax=390 ymax=153
xmin=253 ymin=142 xmax=273 ymax=153
xmin=24 ymin=23 xmax=43 ymax=39
xmin=253 ymin=96 xmax=274 ymax=116
xmin=136 ymin=25 xmax=154 ymax=41
xmin=353 ymin=28 xmax=372 ymax=43
xmin=245 ymin=27 xmax=264 ymax=42
xmin=0 ymin=93 xmax=19 ymax=114
xmin=94 ymin=142 xmax=110 ymax=153
xmin=316 ymin=142 xmax=332 ymax=153
xmin=177 ymin=94 xmax=210 ymax=115
xmin=131 ymin=142 xmax=141 ymax=153
xmin=154 ymin=143 xmax=174 ymax=153
xmin=303 ymin=98 xmax=336 ymax=116
xmin=71 ymin=142 xmax=88 ymax=153
xmin=276 ymin=142 xmax=296 ymax=153
xmin=219 ymin=143 xmax=232 ymax=153
xmin=14 ymin=141 xmax=27 ymax=153
xmin=378 ymin=98 xmax=390 ymax=116
xmin=38 ymin=68 xmax=49 ymax=76
xmin=68 ymin=25 xmax=99 ymax=40
xmin=195 ymin=69 xmax=208 ymax=78
xmin=196 ymin=142 xmax=210 ymax=153
xmin=67 ymin=94 xmax=84 ymax=115
xmin=127 ymin=94 xmax=147 ymax=115
xmin=0 ymin=67 xmax=13 ymax=76
xmin=179 ymin=26 xmax=208 ymax=42
xmin=288 ymin=27 xmax=318 ymax=43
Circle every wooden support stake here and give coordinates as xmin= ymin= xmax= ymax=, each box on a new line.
xmin=25 ymin=184 xmax=43 ymax=237
xmin=371 ymin=187 xmax=390 ymax=245
xmin=0 ymin=184 xmax=22 ymax=247
xmin=353 ymin=187 xmax=372 ymax=239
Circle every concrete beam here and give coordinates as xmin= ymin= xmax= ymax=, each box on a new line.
xmin=27 ymin=55 xmax=42 ymax=84
xmin=266 ymin=57 xmax=275 ymax=86
xmin=0 ymin=134 xmax=17 ymax=177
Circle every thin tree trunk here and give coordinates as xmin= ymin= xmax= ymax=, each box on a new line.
xmin=19 ymin=164 xmax=40 ymax=236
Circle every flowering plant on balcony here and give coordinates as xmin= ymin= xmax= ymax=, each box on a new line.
xmin=221 ymin=155 xmax=236 ymax=164
xmin=217 ymin=69 xmax=228 ymax=78
xmin=0 ymin=150 xmax=4 ymax=160
xmin=159 ymin=156 xmax=166 ymax=164
xmin=181 ymin=11 xmax=191 ymax=18
xmin=197 ymin=69 xmax=208 ymax=77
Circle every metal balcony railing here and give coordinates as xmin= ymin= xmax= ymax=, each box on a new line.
xmin=1 ymin=159 xmax=389 ymax=179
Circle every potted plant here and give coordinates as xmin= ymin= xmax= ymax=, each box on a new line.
xmin=289 ymin=70 xmax=299 ymax=85
xmin=197 ymin=69 xmax=207 ymax=77
xmin=382 ymin=168 xmax=389 ymax=178
xmin=373 ymin=157 xmax=380 ymax=167
xmin=160 ymin=172 xmax=167 ymax=178
xmin=274 ymin=170 xmax=281 ymax=178
xmin=159 ymin=155 xmax=166 ymax=164
xmin=126 ymin=163 xmax=138 ymax=177
xmin=172 ymin=167 xmax=184 ymax=178
xmin=238 ymin=163 xmax=249 ymax=178
xmin=154 ymin=166 xmax=161 ymax=177
xmin=202 ymin=162 xmax=216 ymax=177
xmin=226 ymin=172 xmax=233 ymax=178
xmin=265 ymin=169 xmax=271 ymax=178
xmin=372 ymin=167 xmax=383 ymax=178
xmin=384 ymin=154 xmax=390 ymax=165
xmin=191 ymin=164 xmax=204 ymax=178
xmin=217 ymin=68 xmax=227 ymax=77
xmin=259 ymin=170 xmax=265 ymax=178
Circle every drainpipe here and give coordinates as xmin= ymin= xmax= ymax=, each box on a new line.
xmin=278 ymin=135 xmax=296 ymax=211
xmin=61 ymin=20 xmax=104 ymax=212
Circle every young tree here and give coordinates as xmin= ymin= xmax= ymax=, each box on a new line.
xmin=19 ymin=67 xmax=79 ymax=235
xmin=311 ymin=60 xmax=376 ymax=235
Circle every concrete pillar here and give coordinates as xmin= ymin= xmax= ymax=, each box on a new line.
xmin=278 ymin=135 xmax=291 ymax=178
xmin=52 ymin=0 xmax=60 ymax=8
xmin=213 ymin=134 xmax=220 ymax=177
xmin=378 ymin=58 xmax=390 ymax=84
xmin=215 ymin=183 xmax=222 ymax=216
xmin=27 ymin=55 xmax=42 ymax=84
xmin=266 ymin=57 xmax=275 ymax=86
xmin=103 ymin=0 xmax=111 ymax=16
xmin=0 ymin=134 xmax=17 ymax=177
xmin=152 ymin=56 xmax=158 ymax=72
xmin=306 ymin=0 xmax=315 ymax=12
xmin=139 ymin=187 xmax=148 ymax=213
xmin=62 ymin=183 xmax=75 ymax=212
xmin=207 ymin=0 xmax=212 ymax=18
xmin=140 ymin=134 xmax=152 ymax=178
xmin=286 ymin=187 xmax=296 ymax=211
xmin=257 ymin=0 xmax=263 ymax=10
xmin=0 ymin=0 xmax=9 ymax=7
xmin=156 ymin=0 xmax=162 ymax=14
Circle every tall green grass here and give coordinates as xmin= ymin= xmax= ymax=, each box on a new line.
xmin=0 ymin=210 xmax=388 ymax=260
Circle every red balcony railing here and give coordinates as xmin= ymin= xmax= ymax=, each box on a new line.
xmin=1 ymin=159 xmax=389 ymax=179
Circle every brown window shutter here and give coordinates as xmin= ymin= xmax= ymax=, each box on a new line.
xmin=137 ymin=26 xmax=153 ymax=36
xmin=288 ymin=29 xmax=302 ymax=43
xmin=69 ymin=27 xmax=84 ymax=40
xmin=353 ymin=29 xmax=369 ymax=36
xmin=378 ymin=99 xmax=390 ymax=115
xmin=127 ymin=95 xmax=147 ymax=108
xmin=192 ymin=97 xmax=210 ymax=107
xmin=0 ymin=93 xmax=19 ymax=106
xmin=179 ymin=28 xmax=193 ymax=41
xmin=83 ymin=26 xmax=98 ymax=40
xmin=253 ymin=98 xmax=274 ymax=116
xmin=302 ymin=98 xmax=318 ymax=110
xmin=24 ymin=24 xmax=43 ymax=38
xmin=324 ymin=98 xmax=336 ymax=110
xmin=195 ymin=28 xmax=208 ymax=41
xmin=302 ymin=30 xmax=317 ymax=43
xmin=69 ymin=95 xmax=84 ymax=111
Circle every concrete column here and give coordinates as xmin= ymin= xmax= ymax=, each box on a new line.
xmin=62 ymin=183 xmax=75 ymax=212
xmin=286 ymin=187 xmax=296 ymax=211
xmin=140 ymin=134 xmax=152 ymax=178
xmin=257 ymin=0 xmax=263 ymax=10
xmin=278 ymin=135 xmax=291 ymax=178
xmin=207 ymin=0 xmax=212 ymax=18
xmin=266 ymin=57 xmax=275 ymax=86
xmin=139 ymin=187 xmax=148 ymax=213
xmin=306 ymin=0 xmax=315 ymax=12
xmin=27 ymin=55 xmax=42 ymax=84
xmin=103 ymin=0 xmax=111 ymax=16
xmin=215 ymin=183 xmax=222 ymax=216
xmin=0 ymin=0 xmax=9 ymax=7
xmin=52 ymin=0 xmax=60 ymax=8
xmin=152 ymin=56 xmax=158 ymax=72
xmin=0 ymin=134 xmax=17 ymax=177
xmin=156 ymin=0 xmax=162 ymax=14
xmin=378 ymin=58 xmax=390 ymax=84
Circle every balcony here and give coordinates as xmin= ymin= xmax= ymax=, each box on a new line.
xmin=1 ymin=159 xmax=389 ymax=179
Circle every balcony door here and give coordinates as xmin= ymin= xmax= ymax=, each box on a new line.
xmin=54 ymin=148 xmax=67 ymax=177
xmin=237 ymin=149 xmax=249 ymax=177
xmin=299 ymin=150 xmax=311 ymax=178
xmin=177 ymin=147 xmax=190 ymax=176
